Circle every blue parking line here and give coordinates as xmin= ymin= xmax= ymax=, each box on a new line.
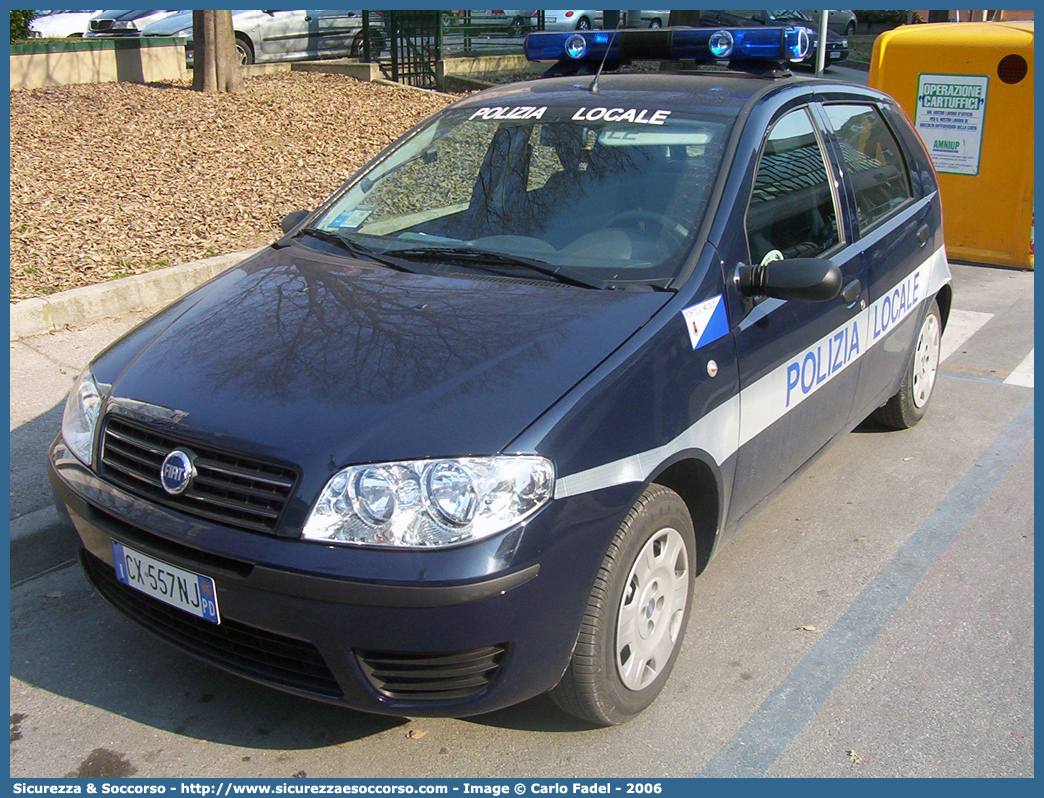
xmin=699 ymin=400 xmax=1034 ymax=778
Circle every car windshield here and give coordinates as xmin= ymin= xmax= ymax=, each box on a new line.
xmin=311 ymin=105 xmax=733 ymax=286
xmin=766 ymin=10 xmax=812 ymax=22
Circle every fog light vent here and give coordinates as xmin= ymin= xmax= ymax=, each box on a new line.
xmin=356 ymin=645 xmax=506 ymax=701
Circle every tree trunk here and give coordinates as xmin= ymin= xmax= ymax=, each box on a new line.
xmin=192 ymin=10 xmax=241 ymax=93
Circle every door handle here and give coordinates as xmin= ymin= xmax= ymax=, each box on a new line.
xmin=916 ymin=223 xmax=930 ymax=247
xmin=841 ymin=279 xmax=861 ymax=305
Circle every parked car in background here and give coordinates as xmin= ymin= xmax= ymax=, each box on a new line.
xmin=28 ymin=10 xmax=102 ymax=38
xmin=542 ymin=9 xmax=598 ymax=30
xmin=85 ymin=9 xmax=182 ymax=37
xmin=141 ymin=9 xmax=380 ymax=66
xmin=444 ymin=10 xmax=538 ymax=37
xmin=700 ymin=9 xmax=849 ymax=65
xmin=800 ymin=9 xmax=857 ymax=36
xmin=636 ymin=9 xmax=670 ymax=28
xmin=541 ymin=10 xmax=672 ymax=31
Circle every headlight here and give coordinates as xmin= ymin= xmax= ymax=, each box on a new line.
xmin=61 ymin=368 xmax=103 ymax=466
xmin=303 ymin=456 xmax=555 ymax=548
xmin=841 ymin=38 xmax=849 ymax=48
xmin=111 ymin=21 xmax=135 ymax=30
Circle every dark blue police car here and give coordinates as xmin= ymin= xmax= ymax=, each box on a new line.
xmin=49 ymin=26 xmax=951 ymax=726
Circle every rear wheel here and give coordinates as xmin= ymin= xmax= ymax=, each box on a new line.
xmin=649 ymin=19 xmax=662 ymax=29
xmin=873 ymin=299 xmax=942 ymax=429
xmin=576 ymin=16 xmax=591 ymax=31
xmin=550 ymin=484 xmax=695 ymax=726
xmin=510 ymin=17 xmax=525 ymax=37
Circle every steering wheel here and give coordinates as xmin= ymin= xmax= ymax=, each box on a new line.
xmin=606 ymin=210 xmax=689 ymax=244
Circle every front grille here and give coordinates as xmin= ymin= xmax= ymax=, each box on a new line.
xmin=90 ymin=19 xmax=113 ymax=31
xmin=99 ymin=416 xmax=297 ymax=535
xmin=83 ymin=552 xmax=343 ymax=699
xmin=356 ymin=645 xmax=506 ymax=701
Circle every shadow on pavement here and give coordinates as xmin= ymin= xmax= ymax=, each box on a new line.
xmin=11 ymin=564 xmax=406 ymax=750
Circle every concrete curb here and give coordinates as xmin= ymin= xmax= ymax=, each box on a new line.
xmin=11 ymin=506 xmax=77 ymax=585
xmin=10 ymin=248 xmax=263 ymax=341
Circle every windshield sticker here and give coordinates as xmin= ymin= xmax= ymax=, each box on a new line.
xmin=599 ymin=129 xmax=709 ymax=146
xmin=572 ymin=107 xmax=672 ymax=125
xmin=331 ymin=209 xmax=372 ymax=229
xmin=468 ymin=106 xmax=548 ymax=121
xmin=682 ymin=295 xmax=729 ymax=351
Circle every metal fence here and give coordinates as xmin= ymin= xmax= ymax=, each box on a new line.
xmin=360 ymin=10 xmax=546 ymax=88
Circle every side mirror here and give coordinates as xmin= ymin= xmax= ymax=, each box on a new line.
xmin=738 ymin=258 xmax=842 ymax=302
xmin=280 ymin=210 xmax=310 ymax=235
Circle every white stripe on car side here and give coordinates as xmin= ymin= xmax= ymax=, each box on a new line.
xmin=554 ymin=246 xmax=950 ymax=500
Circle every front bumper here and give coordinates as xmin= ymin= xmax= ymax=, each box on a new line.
xmin=48 ymin=437 xmax=635 ymax=717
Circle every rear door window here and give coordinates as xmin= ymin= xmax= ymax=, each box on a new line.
xmin=823 ymin=104 xmax=913 ymax=233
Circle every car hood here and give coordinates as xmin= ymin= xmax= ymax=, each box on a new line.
xmin=141 ymin=11 xmax=192 ymax=35
xmin=95 ymin=244 xmax=669 ymax=490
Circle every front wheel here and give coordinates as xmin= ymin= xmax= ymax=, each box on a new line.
xmin=845 ymin=20 xmax=856 ymax=37
xmin=872 ymin=299 xmax=942 ymax=429
xmin=550 ymin=484 xmax=695 ymax=726
xmin=576 ymin=16 xmax=591 ymax=31
xmin=235 ymin=34 xmax=254 ymax=66
xmin=649 ymin=19 xmax=662 ymax=29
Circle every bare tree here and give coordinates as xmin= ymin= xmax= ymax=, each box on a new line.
xmin=192 ymin=10 xmax=241 ymax=93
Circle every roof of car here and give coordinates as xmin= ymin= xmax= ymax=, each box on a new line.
xmin=453 ymin=70 xmax=855 ymax=116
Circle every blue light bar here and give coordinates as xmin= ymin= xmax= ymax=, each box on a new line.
xmin=524 ymin=27 xmax=811 ymax=65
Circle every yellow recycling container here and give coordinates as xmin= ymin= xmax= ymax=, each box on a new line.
xmin=869 ymin=21 xmax=1034 ymax=269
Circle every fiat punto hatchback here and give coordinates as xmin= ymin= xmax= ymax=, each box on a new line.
xmin=50 ymin=27 xmax=951 ymax=726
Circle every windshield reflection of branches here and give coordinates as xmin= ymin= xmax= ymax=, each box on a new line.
xmin=360 ymin=123 xmax=490 ymax=224
xmin=143 ymin=261 xmax=589 ymax=404
xmin=356 ymin=121 xmax=667 ymax=243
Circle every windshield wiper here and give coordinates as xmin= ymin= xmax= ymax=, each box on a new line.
xmin=297 ymin=227 xmax=412 ymax=272
xmin=389 ymin=246 xmax=603 ymax=289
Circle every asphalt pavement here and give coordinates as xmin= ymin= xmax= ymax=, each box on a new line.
xmin=8 ymin=260 xmax=1033 ymax=777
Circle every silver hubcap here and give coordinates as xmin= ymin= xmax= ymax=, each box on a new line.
xmin=912 ymin=312 xmax=941 ymax=408
xmin=615 ymin=527 xmax=689 ymax=691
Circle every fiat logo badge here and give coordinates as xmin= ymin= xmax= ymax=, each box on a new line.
xmin=160 ymin=449 xmax=196 ymax=495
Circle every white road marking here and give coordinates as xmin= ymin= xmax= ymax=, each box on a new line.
xmin=1004 ymin=348 xmax=1034 ymax=388
xmin=940 ymin=309 xmax=993 ymax=363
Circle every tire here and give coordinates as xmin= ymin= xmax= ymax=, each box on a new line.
xmin=510 ymin=17 xmax=525 ymax=38
xmin=649 ymin=19 xmax=662 ymax=29
xmin=845 ymin=21 xmax=856 ymax=37
xmin=873 ymin=299 xmax=942 ymax=429
xmin=235 ymin=34 xmax=254 ymax=66
xmin=351 ymin=31 xmax=384 ymax=58
xmin=576 ymin=16 xmax=591 ymax=31
xmin=550 ymin=484 xmax=696 ymax=726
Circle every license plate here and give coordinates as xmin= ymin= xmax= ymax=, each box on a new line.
xmin=829 ymin=51 xmax=842 ymax=59
xmin=111 ymin=541 xmax=220 ymax=624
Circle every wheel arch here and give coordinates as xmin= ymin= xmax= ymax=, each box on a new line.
xmin=234 ymin=31 xmax=256 ymax=56
xmin=647 ymin=452 xmax=722 ymax=577
xmin=934 ymin=282 xmax=953 ymax=332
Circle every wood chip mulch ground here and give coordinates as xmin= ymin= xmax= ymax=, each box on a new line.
xmin=9 ymin=72 xmax=459 ymax=301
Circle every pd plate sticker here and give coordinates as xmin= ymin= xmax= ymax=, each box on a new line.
xmin=682 ymin=295 xmax=728 ymax=350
